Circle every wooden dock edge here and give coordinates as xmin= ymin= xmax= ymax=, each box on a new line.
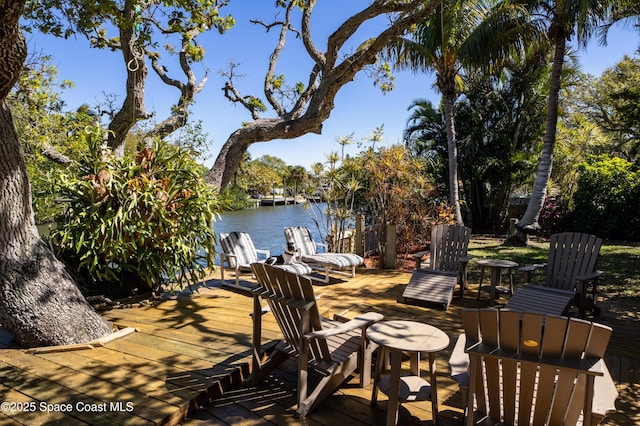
xmin=159 ymin=362 xmax=251 ymax=426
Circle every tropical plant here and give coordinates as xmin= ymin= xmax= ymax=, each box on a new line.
xmin=336 ymin=133 xmax=355 ymax=161
xmin=48 ymin=131 xmax=222 ymax=298
xmin=404 ymin=46 xmax=548 ymax=232
xmin=286 ymin=165 xmax=308 ymax=198
xmin=383 ymin=0 xmax=537 ymax=224
xmin=355 ymin=145 xmax=443 ymax=267
xmin=455 ymin=49 xmax=548 ymax=231
xmin=305 ymin=151 xmax=361 ymax=253
xmin=599 ymin=0 xmax=640 ymax=48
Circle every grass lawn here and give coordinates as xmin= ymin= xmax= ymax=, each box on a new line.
xmin=466 ymin=234 xmax=640 ymax=299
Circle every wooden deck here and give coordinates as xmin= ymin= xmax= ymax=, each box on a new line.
xmin=0 ymin=268 xmax=638 ymax=425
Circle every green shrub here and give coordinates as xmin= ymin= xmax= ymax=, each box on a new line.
xmin=48 ymin=131 xmax=222 ymax=297
xmin=571 ymin=155 xmax=640 ymax=241
xmin=222 ymin=185 xmax=255 ymax=210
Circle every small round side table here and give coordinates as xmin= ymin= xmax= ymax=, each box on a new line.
xmin=367 ymin=320 xmax=450 ymax=426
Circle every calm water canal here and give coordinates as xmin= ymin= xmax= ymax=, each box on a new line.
xmin=213 ymin=203 xmax=325 ymax=263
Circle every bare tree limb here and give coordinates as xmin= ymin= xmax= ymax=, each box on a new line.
xmin=42 ymin=144 xmax=72 ymax=164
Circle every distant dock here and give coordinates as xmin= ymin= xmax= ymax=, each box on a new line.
xmin=259 ymin=196 xmax=306 ymax=206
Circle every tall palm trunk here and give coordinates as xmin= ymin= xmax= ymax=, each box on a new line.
xmin=512 ymin=34 xmax=566 ymax=243
xmin=443 ymin=92 xmax=464 ymax=224
xmin=0 ymin=1 xmax=113 ymax=347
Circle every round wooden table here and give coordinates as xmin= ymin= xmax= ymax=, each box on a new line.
xmin=367 ymin=320 xmax=450 ymax=426
xmin=475 ymin=258 xmax=519 ymax=306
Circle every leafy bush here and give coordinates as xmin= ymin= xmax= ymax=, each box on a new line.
xmin=48 ymin=131 xmax=223 ymax=297
xmin=222 ymin=185 xmax=255 ymax=210
xmin=538 ymin=196 xmax=565 ymax=235
xmin=570 ymin=155 xmax=640 ymax=241
xmin=354 ymin=145 xmax=449 ymax=265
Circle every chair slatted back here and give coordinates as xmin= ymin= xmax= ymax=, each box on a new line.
xmin=252 ymin=263 xmax=330 ymax=363
xmin=220 ymin=232 xmax=259 ymax=267
xmin=545 ymin=232 xmax=602 ymax=292
xmin=284 ymin=226 xmax=318 ymax=257
xmin=462 ymin=309 xmax=612 ymax=425
xmin=430 ymin=224 xmax=472 ymax=273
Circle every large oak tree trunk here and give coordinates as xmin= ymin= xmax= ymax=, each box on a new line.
xmin=0 ymin=0 xmax=113 ymax=347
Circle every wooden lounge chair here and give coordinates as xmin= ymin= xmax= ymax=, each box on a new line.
xmin=505 ymin=232 xmax=603 ymax=317
xmin=402 ymin=224 xmax=473 ymax=308
xmin=249 ymin=263 xmax=383 ymax=418
xmin=284 ymin=226 xmax=364 ymax=282
xmin=219 ymin=231 xmax=312 ymax=288
xmin=449 ymin=308 xmax=618 ymax=425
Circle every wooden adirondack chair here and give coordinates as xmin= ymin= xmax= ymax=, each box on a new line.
xmin=506 ymin=232 xmax=603 ymax=317
xmin=454 ymin=309 xmax=618 ymax=426
xmin=249 ymin=263 xmax=383 ymax=418
xmin=403 ymin=224 xmax=473 ymax=307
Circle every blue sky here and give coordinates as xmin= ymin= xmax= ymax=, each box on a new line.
xmin=24 ymin=2 xmax=639 ymax=171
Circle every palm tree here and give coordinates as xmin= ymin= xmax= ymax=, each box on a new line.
xmin=287 ymin=165 xmax=308 ymax=199
xmin=513 ymin=0 xmax=617 ymax=242
xmin=336 ymin=133 xmax=354 ymax=162
xmin=599 ymin=0 xmax=640 ymax=45
xmin=384 ymin=0 xmax=536 ymax=225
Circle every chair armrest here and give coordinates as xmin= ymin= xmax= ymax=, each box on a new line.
xmin=304 ymin=312 xmax=384 ymax=340
xmin=519 ymin=263 xmax=547 ymax=283
xmin=221 ymin=253 xmax=237 ymax=268
xmin=576 ymin=270 xmax=603 ymax=282
xmin=519 ymin=263 xmax=547 ymax=273
xmin=460 ymin=255 xmax=474 ymax=263
xmin=449 ymin=334 xmax=470 ymax=387
xmin=255 ymin=249 xmax=270 ymax=259
xmin=592 ymin=361 xmax=619 ymax=418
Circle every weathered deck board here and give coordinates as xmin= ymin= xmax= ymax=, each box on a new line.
xmin=0 ymin=268 xmax=638 ymax=425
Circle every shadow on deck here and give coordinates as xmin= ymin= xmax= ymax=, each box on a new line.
xmin=0 ymin=267 xmax=638 ymax=425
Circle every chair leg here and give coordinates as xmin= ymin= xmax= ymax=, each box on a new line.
xmin=476 ymin=266 xmax=486 ymax=300
xmin=509 ymin=269 xmax=514 ymax=295
xmin=358 ymin=335 xmax=375 ymax=387
xmin=322 ymin=266 xmax=330 ymax=283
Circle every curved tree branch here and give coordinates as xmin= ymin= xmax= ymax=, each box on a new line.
xmin=301 ymin=0 xmax=325 ymax=68
xmin=263 ymin=0 xmax=297 ymax=116
xmin=206 ymin=0 xmax=442 ymax=190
